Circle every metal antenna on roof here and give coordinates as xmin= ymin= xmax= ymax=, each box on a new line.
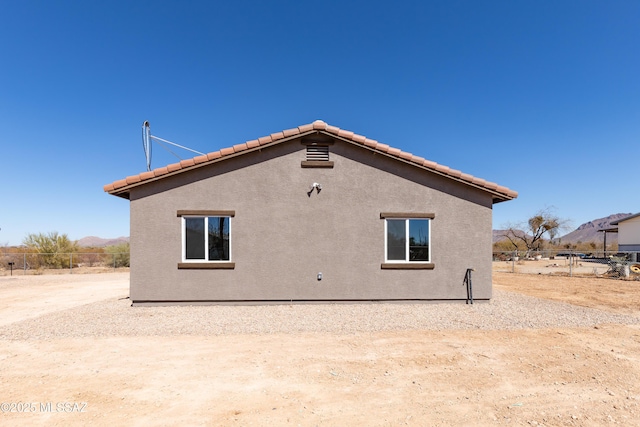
xmin=141 ymin=121 xmax=205 ymax=171
xmin=142 ymin=121 xmax=152 ymax=171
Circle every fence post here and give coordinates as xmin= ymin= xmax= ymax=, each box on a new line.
xmin=113 ymin=253 xmax=116 ymax=271
xmin=70 ymin=253 xmax=73 ymax=274
xmin=569 ymin=250 xmax=573 ymax=277
xmin=23 ymin=253 xmax=26 ymax=275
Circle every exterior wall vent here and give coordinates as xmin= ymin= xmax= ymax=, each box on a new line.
xmin=306 ymin=145 xmax=329 ymax=162
xmin=301 ymin=141 xmax=334 ymax=168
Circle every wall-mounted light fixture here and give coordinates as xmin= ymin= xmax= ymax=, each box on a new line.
xmin=307 ymin=182 xmax=322 ymax=197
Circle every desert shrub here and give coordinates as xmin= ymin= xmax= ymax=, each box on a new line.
xmin=104 ymin=242 xmax=130 ymax=268
xmin=22 ymin=232 xmax=79 ymax=268
xmin=76 ymin=247 xmax=105 ymax=267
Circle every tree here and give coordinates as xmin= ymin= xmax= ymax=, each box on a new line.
xmin=22 ymin=232 xmax=80 ymax=268
xmin=500 ymin=208 xmax=570 ymax=256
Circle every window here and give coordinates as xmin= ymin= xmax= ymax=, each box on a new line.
xmin=184 ymin=216 xmax=230 ymax=261
xmin=177 ymin=210 xmax=235 ymax=269
xmin=381 ymin=212 xmax=434 ymax=269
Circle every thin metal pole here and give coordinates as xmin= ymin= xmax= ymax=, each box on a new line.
xmin=70 ymin=254 xmax=73 ymax=274
xmin=569 ymin=250 xmax=573 ymax=277
xmin=24 ymin=253 xmax=26 ymax=275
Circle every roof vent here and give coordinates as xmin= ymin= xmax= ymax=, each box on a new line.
xmin=306 ymin=145 xmax=329 ymax=162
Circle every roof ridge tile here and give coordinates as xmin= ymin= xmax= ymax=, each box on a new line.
xmin=312 ymin=120 xmax=327 ymax=130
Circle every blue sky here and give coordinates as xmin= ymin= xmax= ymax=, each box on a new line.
xmin=1 ymin=1 xmax=638 ymax=246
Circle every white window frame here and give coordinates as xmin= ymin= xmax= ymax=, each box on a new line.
xmin=384 ymin=218 xmax=431 ymax=263
xmin=181 ymin=215 xmax=232 ymax=263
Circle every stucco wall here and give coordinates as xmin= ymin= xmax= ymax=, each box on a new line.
xmin=618 ymin=216 xmax=640 ymax=247
xmin=128 ymin=137 xmax=494 ymax=304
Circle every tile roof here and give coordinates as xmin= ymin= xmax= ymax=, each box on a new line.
xmin=104 ymin=120 xmax=518 ymax=202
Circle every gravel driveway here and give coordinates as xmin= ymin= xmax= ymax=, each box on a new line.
xmin=2 ymin=288 xmax=638 ymax=340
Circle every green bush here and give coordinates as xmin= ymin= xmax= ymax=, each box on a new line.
xmin=22 ymin=232 xmax=80 ymax=268
xmin=104 ymin=242 xmax=130 ymax=268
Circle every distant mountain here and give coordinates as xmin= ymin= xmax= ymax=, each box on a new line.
xmin=77 ymin=236 xmax=129 ymax=247
xmin=558 ymin=213 xmax=632 ymax=244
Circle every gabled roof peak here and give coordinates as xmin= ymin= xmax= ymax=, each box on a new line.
xmin=104 ymin=120 xmax=518 ymax=202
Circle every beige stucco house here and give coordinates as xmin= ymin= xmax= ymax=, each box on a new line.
xmin=611 ymin=213 xmax=640 ymax=253
xmin=105 ymin=120 xmax=517 ymax=305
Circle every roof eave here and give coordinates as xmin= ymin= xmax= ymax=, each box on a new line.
xmin=610 ymin=212 xmax=640 ymax=225
xmin=104 ymin=122 xmax=518 ymax=203
xmin=324 ymin=130 xmax=518 ymax=204
xmin=104 ymin=129 xmax=321 ymax=198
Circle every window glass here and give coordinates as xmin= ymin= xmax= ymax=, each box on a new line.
xmin=183 ymin=216 xmax=231 ymax=262
xmin=387 ymin=219 xmax=406 ymax=261
xmin=409 ymin=219 xmax=430 ymax=261
xmin=385 ymin=218 xmax=431 ymax=262
xmin=185 ymin=217 xmax=205 ymax=259
xmin=208 ymin=216 xmax=230 ymax=261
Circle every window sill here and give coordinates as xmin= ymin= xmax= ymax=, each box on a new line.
xmin=178 ymin=262 xmax=235 ymax=269
xmin=301 ymin=161 xmax=334 ymax=168
xmin=381 ymin=263 xmax=435 ymax=270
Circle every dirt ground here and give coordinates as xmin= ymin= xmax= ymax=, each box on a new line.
xmin=1 ymin=272 xmax=639 ymax=426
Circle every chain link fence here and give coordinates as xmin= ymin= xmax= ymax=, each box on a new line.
xmin=493 ymin=250 xmax=640 ymax=279
xmin=0 ymin=252 xmax=130 ymax=275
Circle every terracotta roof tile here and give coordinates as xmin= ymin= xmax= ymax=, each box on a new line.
xmin=193 ymin=155 xmax=208 ymax=165
xmin=448 ymin=169 xmax=462 ymax=178
xmin=423 ymin=160 xmax=437 ymax=169
xmin=435 ymin=164 xmax=450 ymax=173
xmin=220 ymin=147 xmax=235 ymax=156
xmin=387 ymin=147 xmax=402 ymax=157
xmin=233 ymin=143 xmax=248 ymax=153
xmin=471 ymin=177 xmax=487 ymax=186
xmin=257 ymin=136 xmax=272 ymax=145
xmin=246 ymin=139 xmax=260 ymax=149
xmin=270 ymin=132 xmax=285 ymax=141
xmin=140 ymin=171 xmax=155 ymax=180
xmin=376 ymin=144 xmax=390 ymax=153
xmin=353 ymin=134 xmax=367 ymax=144
xmin=496 ymin=185 xmax=510 ymax=196
xmin=104 ymin=120 xmax=517 ymax=201
xmin=398 ymin=151 xmax=413 ymax=161
xmin=153 ymin=167 xmax=169 ymax=177
xmin=207 ymin=151 xmax=222 ymax=161
xmin=337 ymin=129 xmax=354 ymax=139
xmin=167 ymin=162 xmax=182 ymax=172
xmin=484 ymin=181 xmax=498 ymax=191
xmin=410 ymin=155 xmax=425 ymax=164
xmin=283 ymin=127 xmax=300 ymax=137
xmin=312 ymin=120 xmax=327 ymax=130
